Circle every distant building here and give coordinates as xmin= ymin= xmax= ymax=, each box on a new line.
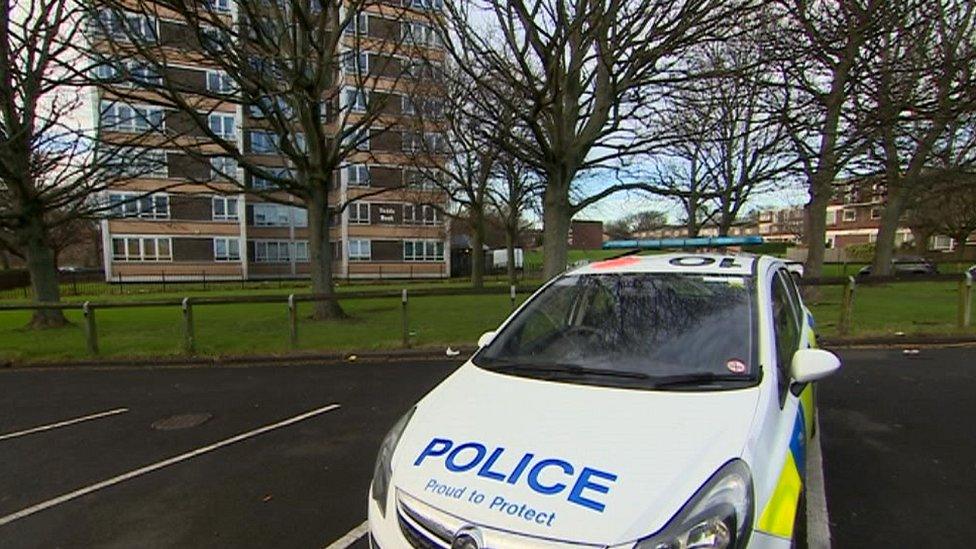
xmin=757 ymin=207 xmax=804 ymax=244
xmin=89 ymin=1 xmax=450 ymax=281
xmin=568 ymin=220 xmax=604 ymax=249
xmin=633 ymin=220 xmax=759 ymax=240
xmin=758 ymin=176 xmax=975 ymax=255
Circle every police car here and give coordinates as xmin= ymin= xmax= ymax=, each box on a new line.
xmin=368 ymin=253 xmax=840 ymax=548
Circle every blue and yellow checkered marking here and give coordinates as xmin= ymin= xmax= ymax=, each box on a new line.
xmin=757 ymin=406 xmax=807 ymax=539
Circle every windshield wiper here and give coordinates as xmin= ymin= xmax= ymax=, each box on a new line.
xmin=492 ymin=362 xmax=650 ymax=380
xmin=650 ymin=373 xmax=751 ymax=388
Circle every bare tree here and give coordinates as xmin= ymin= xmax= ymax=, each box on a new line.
xmin=604 ymin=209 xmax=668 ymax=239
xmin=437 ymin=0 xmax=755 ymax=279
xmin=0 ymin=0 xmax=172 ymax=327
xmin=773 ymin=0 xmax=886 ymax=278
xmin=404 ymin=65 xmax=498 ymax=288
xmin=654 ymin=140 xmax=712 ymax=237
xmin=905 ymin=174 xmax=976 ymax=259
xmin=858 ymin=0 xmax=976 ymax=275
xmin=654 ymin=39 xmax=792 ymax=237
xmin=93 ymin=0 xmax=427 ymax=318
xmin=488 ymin=151 xmax=538 ymax=284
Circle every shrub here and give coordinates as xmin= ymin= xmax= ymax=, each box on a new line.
xmin=845 ymin=242 xmax=876 ymax=261
xmin=743 ymin=242 xmax=790 ymax=256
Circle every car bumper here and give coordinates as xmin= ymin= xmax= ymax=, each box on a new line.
xmin=368 ymin=488 xmax=793 ymax=549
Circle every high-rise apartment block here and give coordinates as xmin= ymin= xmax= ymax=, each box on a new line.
xmin=91 ymin=0 xmax=450 ymax=281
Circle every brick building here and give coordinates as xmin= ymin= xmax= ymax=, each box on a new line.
xmin=633 ymin=221 xmax=759 ymax=240
xmin=758 ymin=177 xmax=975 ymax=254
xmin=568 ymin=220 xmax=605 ymax=249
xmin=91 ymin=1 xmax=450 ymax=281
xmin=758 ymin=180 xmax=913 ymax=250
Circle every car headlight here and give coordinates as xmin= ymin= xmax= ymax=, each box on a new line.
xmin=370 ymin=407 xmax=416 ymax=516
xmin=635 ymin=460 xmax=753 ymax=549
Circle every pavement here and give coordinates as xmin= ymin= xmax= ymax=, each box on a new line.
xmin=817 ymin=347 xmax=976 ymax=547
xmin=0 ymin=361 xmax=456 ymax=548
xmin=0 ymin=348 xmax=973 ymax=547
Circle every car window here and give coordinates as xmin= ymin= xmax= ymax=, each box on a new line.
xmin=771 ymin=272 xmax=801 ymax=403
xmin=779 ymin=268 xmax=804 ymax=328
xmin=475 ymin=273 xmax=757 ymax=390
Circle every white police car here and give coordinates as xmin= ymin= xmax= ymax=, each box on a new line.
xmin=368 ymin=253 xmax=840 ymax=548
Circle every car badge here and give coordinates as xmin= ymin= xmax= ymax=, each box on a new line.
xmin=451 ymin=526 xmax=483 ymax=549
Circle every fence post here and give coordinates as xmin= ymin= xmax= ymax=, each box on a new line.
xmin=838 ymin=276 xmax=856 ymax=336
xmin=510 ymin=284 xmax=516 ymax=311
xmin=202 ymin=271 xmax=207 ymax=291
xmin=71 ymin=273 xmax=78 ymax=296
xmin=288 ymin=294 xmax=298 ymax=348
xmin=959 ymin=272 xmax=973 ymax=328
xmin=82 ymin=301 xmax=98 ymax=355
xmin=181 ymin=297 xmax=195 ymax=354
xmin=161 ymin=271 xmax=166 ymax=293
xmin=401 ymin=289 xmax=409 ymax=348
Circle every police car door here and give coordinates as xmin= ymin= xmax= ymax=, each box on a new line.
xmin=754 ymin=268 xmax=808 ymax=540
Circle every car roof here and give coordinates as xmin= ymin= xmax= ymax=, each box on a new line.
xmin=569 ymin=253 xmax=765 ymax=277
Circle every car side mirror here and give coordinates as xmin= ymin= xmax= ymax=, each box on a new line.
xmin=790 ymin=348 xmax=841 ymax=383
xmin=477 ymin=331 xmax=497 ymax=348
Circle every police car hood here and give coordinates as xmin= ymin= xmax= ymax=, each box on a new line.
xmin=392 ymin=362 xmax=761 ymax=546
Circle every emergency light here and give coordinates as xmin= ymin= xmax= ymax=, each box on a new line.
xmin=602 ymin=235 xmax=764 ymax=250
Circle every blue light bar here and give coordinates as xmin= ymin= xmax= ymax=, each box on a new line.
xmin=602 ymin=235 xmax=764 ymax=250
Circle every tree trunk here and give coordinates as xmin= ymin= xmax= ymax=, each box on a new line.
xmin=910 ymin=227 xmax=932 ymax=255
xmin=21 ymin=217 xmax=67 ymax=328
xmin=542 ymin=182 xmax=572 ymax=281
xmin=505 ymin=226 xmax=517 ymax=286
xmin=306 ymin=187 xmax=345 ymax=320
xmin=718 ymin=212 xmax=733 ymax=236
xmin=953 ymin=235 xmax=968 ymax=260
xmin=470 ymin=206 xmax=486 ymax=289
xmin=803 ymin=174 xmax=832 ymax=279
xmin=871 ymin=183 xmax=907 ymax=278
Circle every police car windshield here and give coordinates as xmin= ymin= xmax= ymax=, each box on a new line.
xmin=475 ymin=273 xmax=756 ymax=390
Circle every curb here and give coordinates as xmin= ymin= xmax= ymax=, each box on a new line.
xmin=806 ymin=416 xmax=831 ymax=549
xmin=1 ymin=347 xmax=478 ymax=370
xmin=818 ymin=334 xmax=976 ymax=348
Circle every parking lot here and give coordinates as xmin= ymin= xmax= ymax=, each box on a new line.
xmin=1 ymin=348 xmax=974 ymax=548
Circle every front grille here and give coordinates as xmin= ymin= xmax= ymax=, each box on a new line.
xmin=397 ymin=510 xmax=441 ymax=549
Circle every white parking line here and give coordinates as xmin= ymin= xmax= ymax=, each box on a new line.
xmin=807 ymin=417 xmax=832 ymax=548
xmin=324 ymin=520 xmax=369 ymax=549
xmin=0 ymin=408 xmax=129 ymax=442
xmin=0 ymin=403 xmax=341 ymax=527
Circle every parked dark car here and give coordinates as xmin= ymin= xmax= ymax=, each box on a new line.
xmin=857 ymin=256 xmax=939 ymax=278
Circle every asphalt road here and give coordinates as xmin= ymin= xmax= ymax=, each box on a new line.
xmin=817 ymin=347 xmax=976 ymax=547
xmin=0 ymin=361 xmax=457 ymax=548
xmin=0 ymin=348 xmax=973 ymax=548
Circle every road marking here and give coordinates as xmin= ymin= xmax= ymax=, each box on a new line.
xmin=324 ymin=520 xmax=369 ymax=549
xmin=0 ymin=403 xmax=341 ymax=527
xmin=807 ymin=416 xmax=832 ymax=548
xmin=0 ymin=408 xmax=129 ymax=442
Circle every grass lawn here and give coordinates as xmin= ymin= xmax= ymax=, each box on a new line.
xmin=805 ymin=280 xmax=975 ymax=338
xmin=0 ymin=277 xmax=536 ymax=305
xmin=523 ymin=248 xmax=622 ymax=270
xmin=1 ymin=278 xmax=972 ymax=363
xmin=0 ymin=294 xmax=528 ymax=362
